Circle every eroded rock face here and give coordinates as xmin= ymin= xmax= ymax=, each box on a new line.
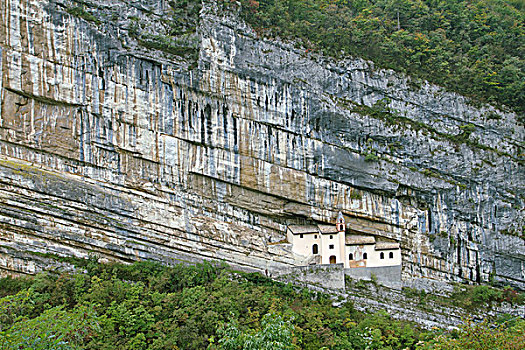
xmin=0 ymin=0 xmax=523 ymax=289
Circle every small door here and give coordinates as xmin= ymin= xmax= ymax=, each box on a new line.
xmin=329 ymin=255 xmax=337 ymax=264
xmin=312 ymin=244 xmax=319 ymax=255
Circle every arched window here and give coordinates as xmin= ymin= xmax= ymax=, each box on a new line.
xmin=363 ymin=253 xmax=367 ymax=260
xmin=389 ymin=252 xmax=394 ymax=259
xmin=380 ymin=252 xmax=385 ymax=259
xmin=349 ymin=253 xmax=353 ymax=260
xmin=330 ymin=235 xmax=333 ymax=239
xmin=329 ymin=256 xmax=336 ymax=264
xmin=312 ymin=244 xmax=319 ymax=255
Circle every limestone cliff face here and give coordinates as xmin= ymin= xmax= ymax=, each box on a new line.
xmin=0 ymin=0 xmax=523 ymax=288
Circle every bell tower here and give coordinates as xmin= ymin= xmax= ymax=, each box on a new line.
xmin=336 ymin=211 xmax=345 ymax=232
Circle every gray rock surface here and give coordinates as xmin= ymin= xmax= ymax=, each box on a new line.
xmin=0 ymin=0 xmax=523 ymax=301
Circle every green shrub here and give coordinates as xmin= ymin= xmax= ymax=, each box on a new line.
xmin=417 ymin=318 xmax=525 ymax=350
xmin=0 ymin=291 xmax=100 ymax=350
xmin=471 ymin=285 xmax=502 ymax=305
xmin=350 ymin=191 xmax=362 ymax=200
xmin=364 ymin=152 xmax=379 ymax=162
xmin=0 ymin=261 xmax=434 ymax=349
xmin=66 ymin=6 xmax=101 ymax=25
xmin=217 ymin=313 xmax=295 ymax=350
xmin=239 ymin=0 xmax=525 ymax=116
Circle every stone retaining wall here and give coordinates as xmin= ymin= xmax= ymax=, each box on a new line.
xmin=345 ymin=265 xmax=402 ymax=289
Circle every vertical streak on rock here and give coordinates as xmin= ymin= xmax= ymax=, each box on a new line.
xmin=0 ymin=46 xmax=3 ymax=123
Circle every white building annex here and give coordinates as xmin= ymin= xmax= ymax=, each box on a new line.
xmin=286 ymin=212 xmax=401 ymax=270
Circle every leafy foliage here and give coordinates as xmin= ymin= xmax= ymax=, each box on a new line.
xmin=0 ymin=261 xmax=420 ymax=349
xmin=217 ymin=313 xmax=295 ymax=350
xmin=450 ymin=284 xmax=525 ymax=309
xmin=66 ymin=6 xmax=101 ymax=25
xmin=128 ymin=0 xmax=202 ymax=62
xmin=0 ymin=290 xmax=100 ymax=350
xmin=402 ymin=283 xmax=525 ymax=311
xmin=235 ymin=0 xmax=525 ymax=116
xmin=417 ymin=318 xmax=525 ymax=350
xmin=0 ymin=261 xmax=522 ymax=349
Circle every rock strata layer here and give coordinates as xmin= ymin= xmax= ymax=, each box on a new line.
xmin=0 ymin=0 xmax=523 ymax=291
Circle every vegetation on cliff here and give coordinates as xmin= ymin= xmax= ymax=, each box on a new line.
xmin=236 ymin=0 xmax=524 ymax=116
xmin=0 ymin=261 xmax=524 ymax=349
xmin=129 ymin=0 xmax=202 ymax=62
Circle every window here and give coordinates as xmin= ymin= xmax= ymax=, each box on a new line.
xmin=314 ymin=235 xmax=318 ymax=239
xmin=330 ymin=235 xmax=333 ymax=239
xmin=389 ymin=252 xmax=394 ymax=259
xmin=300 ymin=234 xmax=303 ymax=238
xmin=363 ymin=253 xmax=367 ymax=260
xmin=349 ymin=253 xmax=353 ymax=260
xmin=329 ymin=256 xmax=336 ymax=264
xmin=380 ymin=252 xmax=385 ymax=259
xmin=312 ymin=244 xmax=319 ymax=254
xmin=329 ymin=244 xmax=334 ymax=249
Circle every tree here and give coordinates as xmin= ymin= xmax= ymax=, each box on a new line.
xmin=217 ymin=313 xmax=295 ymax=350
xmin=417 ymin=318 xmax=525 ymax=350
xmin=0 ymin=302 xmax=100 ymax=350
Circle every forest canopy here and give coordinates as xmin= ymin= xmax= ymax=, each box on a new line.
xmin=236 ymin=0 xmax=525 ymax=115
xmin=0 ymin=261 xmax=524 ymax=349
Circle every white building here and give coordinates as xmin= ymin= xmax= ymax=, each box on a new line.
xmin=286 ymin=212 xmax=401 ymax=269
xmin=345 ymin=237 xmax=401 ymax=268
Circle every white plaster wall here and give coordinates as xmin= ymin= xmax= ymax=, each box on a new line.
xmin=368 ymin=249 xmax=402 ymax=267
xmin=345 ymin=244 xmax=375 ymax=268
xmin=338 ymin=232 xmax=346 ymax=268
xmin=321 ymin=233 xmax=341 ymax=264
xmin=345 ymin=245 xmax=401 ymax=268
xmin=288 ymin=230 xmax=320 ymax=257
